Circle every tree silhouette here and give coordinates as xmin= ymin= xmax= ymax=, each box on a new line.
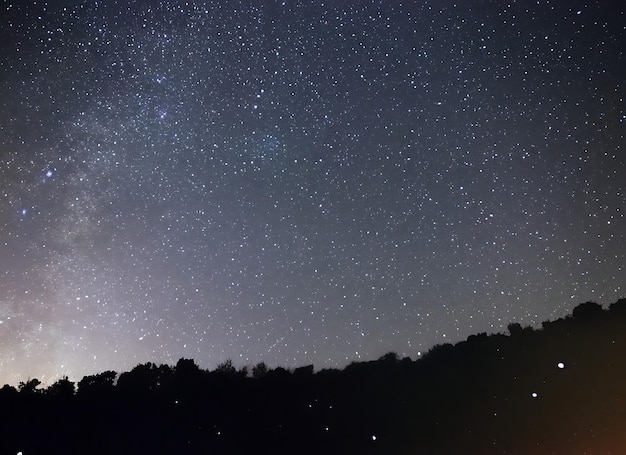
xmin=174 ymin=357 xmax=200 ymax=377
xmin=378 ymin=351 xmax=399 ymax=364
xmin=293 ymin=364 xmax=314 ymax=377
xmin=46 ymin=376 xmax=75 ymax=398
xmin=215 ymin=358 xmax=236 ymax=375
xmin=572 ymin=301 xmax=604 ymax=321
xmin=17 ymin=378 xmax=41 ymax=395
xmin=507 ymin=322 xmax=523 ymax=336
xmin=0 ymin=298 xmax=625 ymax=455
xmin=116 ymin=362 xmax=173 ymax=395
xmin=252 ymin=361 xmax=268 ymax=378
xmin=0 ymin=384 xmax=17 ymax=398
xmin=77 ymin=370 xmax=117 ymax=396
xmin=609 ymin=298 xmax=626 ymax=315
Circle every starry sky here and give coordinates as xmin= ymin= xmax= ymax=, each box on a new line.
xmin=0 ymin=0 xmax=624 ymax=386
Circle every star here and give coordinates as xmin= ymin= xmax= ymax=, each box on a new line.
xmin=0 ymin=0 xmax=622 ymax=386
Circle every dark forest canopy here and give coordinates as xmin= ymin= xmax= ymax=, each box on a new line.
xmin=2 ymin=299 xmax=625 ymax=454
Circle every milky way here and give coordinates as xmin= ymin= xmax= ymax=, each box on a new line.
xmin=0 ymin=1 xmax=624 ymax=385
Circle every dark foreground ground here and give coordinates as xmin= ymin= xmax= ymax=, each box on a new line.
xmin=2 ymin=299 xmax=625 ymax=454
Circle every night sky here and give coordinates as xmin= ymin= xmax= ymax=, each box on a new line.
xmin=1 ymin=0 xmax=624 ymax=386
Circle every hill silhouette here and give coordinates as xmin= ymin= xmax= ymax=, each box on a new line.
xmin=1 ymin=299 xmax=625 ymax=454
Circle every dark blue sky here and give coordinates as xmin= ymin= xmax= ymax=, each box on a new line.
xmin=0 ymin=0 xmax=624 ymax=385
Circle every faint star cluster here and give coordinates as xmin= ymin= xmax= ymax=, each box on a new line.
xmin=0 ymin=1 xmax=623 ymax=385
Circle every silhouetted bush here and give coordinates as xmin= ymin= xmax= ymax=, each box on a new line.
xmin=572 ymin=301 xmax=604 ymax=321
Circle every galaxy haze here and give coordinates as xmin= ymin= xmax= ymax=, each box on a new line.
xmin=0 ymin=0 xmax=624 ymax=385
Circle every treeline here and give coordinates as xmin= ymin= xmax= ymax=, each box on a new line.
xmin=2 ymin=299 xmax=625 ymax=454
